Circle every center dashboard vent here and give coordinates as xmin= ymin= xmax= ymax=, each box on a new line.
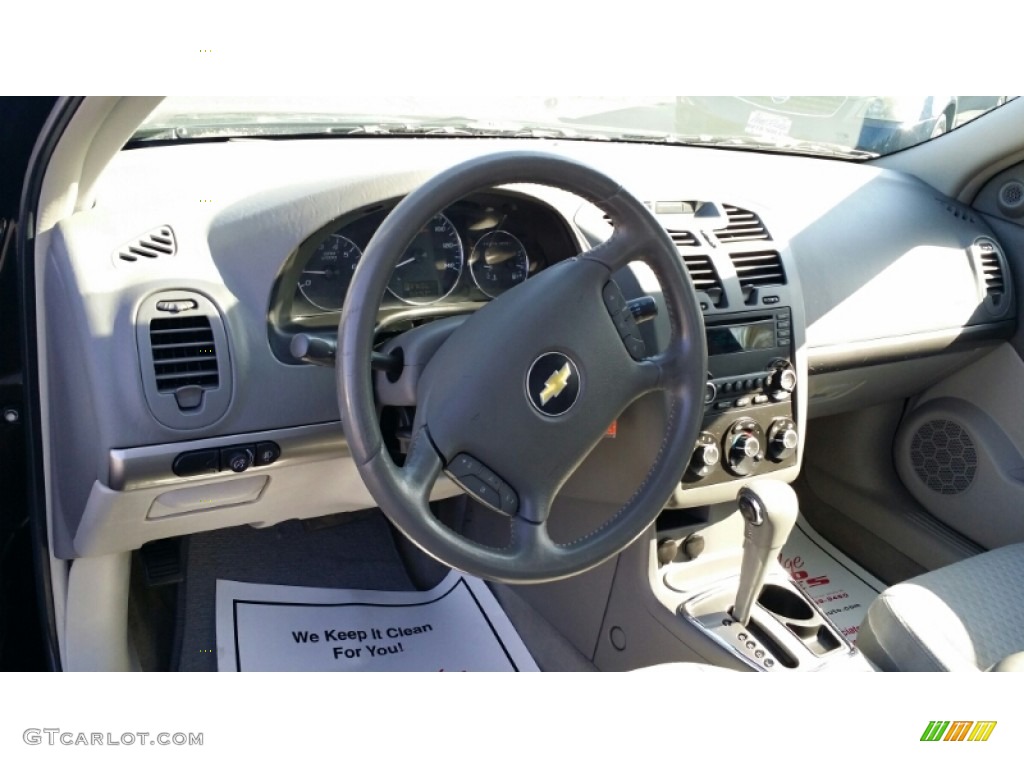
xmin=149 ymin=316 xmax=220 ymax=392
xmin=115 ymin=226 xmax=177 ymax=264
xmin=662 ymin=224 xmax=724 ymax=306
xmin=730 ymin=250 xmax=787 ymax=290
xmin=715 ymin=205 xmax=770 ymax=243
xmin=667 ymin=229 xmax=700 ymax=248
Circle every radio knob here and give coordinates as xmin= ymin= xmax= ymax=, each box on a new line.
xmin=768 ymin=424 xmax=799 ymax=461
xmin=767 ymin=361 xmax=797 ymax=399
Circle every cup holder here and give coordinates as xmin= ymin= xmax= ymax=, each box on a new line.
xmin=758 ymin=584 xmax=814 ymax=621
xmin=757 ymin=583 xmax=842 ymax=654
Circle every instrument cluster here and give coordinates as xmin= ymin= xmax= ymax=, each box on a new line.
xmin=285 ymin=192 xmax=572 ymax=321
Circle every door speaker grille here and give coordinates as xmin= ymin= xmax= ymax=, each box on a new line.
xmin=909 ymin=419 xmax=977 ymax=495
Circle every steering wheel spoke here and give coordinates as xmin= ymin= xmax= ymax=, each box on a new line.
xmin=580 ymin=225 xmax=655 ymax=274
xmin=398 ymin=428 xmax=444 ymax=503
xmin=509 ymin=514 xmax=556 ymax=560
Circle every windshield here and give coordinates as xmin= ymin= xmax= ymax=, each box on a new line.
xmin=135 ymin=96 xmax=1014 ymax=159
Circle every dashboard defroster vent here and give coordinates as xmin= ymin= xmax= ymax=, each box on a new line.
xmin=116 ymin=226 xmax=176 ymax=263
xmin=149 ymin=316 xmax=220 ymax=393
xmin=715 ymin=206 xmax=770 ymax=242
xmin=730 ymin=250 xmax=786 ymax=290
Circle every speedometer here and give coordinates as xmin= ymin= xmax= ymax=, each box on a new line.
xmin=386 ymin=213 xmax=464 ymax=305
xmin=297 ymin=234 xmax=362 ymax=312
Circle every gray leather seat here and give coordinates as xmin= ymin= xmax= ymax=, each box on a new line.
xmin=858 ymin=542 xmax=1024 ymax=671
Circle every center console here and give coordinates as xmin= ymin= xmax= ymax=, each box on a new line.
xmin=590 ymin=201 xmax=870 ymax=672
xmin=686 ymin=308 xmax=799 ymax=483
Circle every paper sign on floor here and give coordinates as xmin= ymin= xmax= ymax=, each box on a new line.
xmin=780 ymin=522 xmax=886 ymax=645
xmin=215 ymin=571 xmax=539 ymax=671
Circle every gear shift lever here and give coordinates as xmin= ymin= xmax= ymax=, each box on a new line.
xmin=732 ymin=478 xmax=798 ymax=626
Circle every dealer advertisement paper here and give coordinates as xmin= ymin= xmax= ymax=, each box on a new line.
xmin=215 ymin=571 xmax=539 ymax=671
xmin=780 ymin=522 xmax=886 ymax=644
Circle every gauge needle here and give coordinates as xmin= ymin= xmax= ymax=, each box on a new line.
xmin=302 ymin=270 xmax=331 ymax=275
xmin=395 ymin=258 xmax=415 ymax=268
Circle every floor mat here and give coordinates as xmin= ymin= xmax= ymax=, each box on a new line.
xmin=177 ymin=512 xmax=413 ymax=671
xmin=216 ymin=570 xmax=538 ymax=671
xmin=779 ymin=519 xmax=888 ymax=645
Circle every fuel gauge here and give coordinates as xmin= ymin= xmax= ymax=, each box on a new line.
xmin=470 ymin=230 xmax=529 ymax=298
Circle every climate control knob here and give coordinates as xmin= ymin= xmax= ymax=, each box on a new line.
xmin=731 ymin=433 xmax=761 ymax=461
xmin=687 ymin=432 xmax=720 ymax=479
xmin=724 ymin=419 xmax=766 ymax=477
xmin=768 ymin=419 xmax=799 ymax=461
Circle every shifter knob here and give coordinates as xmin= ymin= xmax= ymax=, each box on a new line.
xmin=732 ymin=479 xmax=799 ymax=626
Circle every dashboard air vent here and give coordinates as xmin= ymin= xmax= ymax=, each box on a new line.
xmin=667 ymin=229 xmax=700 ymax=248
xmin=682 ymin=253 xmax=725 ymax=306
xmin=715 ymin=206 xmax=770 ymax=243
xmin=731 ymin=250 xmax=786 ymax=289
xmin=116 ymin=226 xmax=176 ymax=263
xmin=972 ymin=237 xmax=1007 ymax=310
xmin=149 ymin=315 xmax=219 ymax=393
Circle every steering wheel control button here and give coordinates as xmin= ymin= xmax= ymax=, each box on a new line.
xmin=446 ymin=453 xmax=518 ymax=516
xmin=254 ymin=441 xmax=282 ymax=466
xmin=602 ymin=282 xmax=627 ymax=313
xmin=603 ymin=281 xmax=648 ymax=360
xmin=221 ymin=445 xmax=255 ymax=473
xmin=172 ymin=449 xmax=221 ymax=478
xmin=526 ymin=353 xmax=581 ymax=417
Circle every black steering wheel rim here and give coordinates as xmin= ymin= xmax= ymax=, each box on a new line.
xmin=338 ymin=151 xmax=706 ymax=584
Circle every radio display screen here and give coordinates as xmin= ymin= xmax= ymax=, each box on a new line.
xmin=706 ymin=319 xmax=776 ymax=355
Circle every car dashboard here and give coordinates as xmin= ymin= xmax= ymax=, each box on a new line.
xmin=40 ymin=135 xmax=1017 ymax=561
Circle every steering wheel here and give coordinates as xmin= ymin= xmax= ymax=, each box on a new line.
xmin=337 ymin=152 xmax=706 ymax=584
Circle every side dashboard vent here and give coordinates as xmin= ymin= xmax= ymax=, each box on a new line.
xmin=715 ymin=205 xmax=770 ymax=242
xmin=116 ymin=226 xmax=176 ymax=263
xmin=136 ymin=292 xmax=233 ymax=430
xmin=971 ymin=236 xmax=1009 ymax=313
xmin=682 ymin=253 xmax=725 ymax=306
xmin=730 ymin=250 xmax=786 ymax=290
xmin=149 ymin=315 xmax=219 ymax=392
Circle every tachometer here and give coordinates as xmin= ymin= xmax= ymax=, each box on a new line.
xmin=297 ymin=234 xmax=362 ymax=312
xmin=470 ymin=230 xmax=529 ymax=298
xmin=387 ymin=213 xmax=464 ymax=305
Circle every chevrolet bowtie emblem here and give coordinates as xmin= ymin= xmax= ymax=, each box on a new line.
xmin=527 ymin=353 xmax=581 ymax=416
xmin=539 ymin=363 xmax=572 ymax=406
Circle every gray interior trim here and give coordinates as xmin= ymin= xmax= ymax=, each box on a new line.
xmin=807 ymin=325 xmax=1011 ymax=374
xmin=109 ymin=422 xmax=349 ymax=491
